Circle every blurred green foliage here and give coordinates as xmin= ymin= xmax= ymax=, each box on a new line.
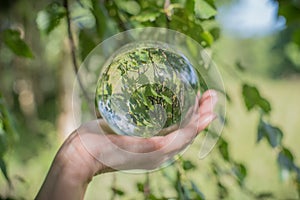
xmin=0 ymin=93 xmax=17 ymax=186
xmin=0 ymin=0 xmax=300 ymax=199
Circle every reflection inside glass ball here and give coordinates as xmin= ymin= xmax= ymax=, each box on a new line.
xmin=96 ymin=42 xmax=199 ymax=137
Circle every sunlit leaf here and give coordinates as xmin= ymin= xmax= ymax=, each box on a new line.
xmin=36 ymin=2 xmax=66 ymax=34
xmin=242 ymin=84 xmax=271 ymax=114
xmin=71 ymin=1 xmax=95 ymax=29
xmin=194 ymin=0 xmax=217 ymax=19
xmin=150 ymin=87 xmax=159 ymax=97
xmin=115 ymin=0 xmax=141 ymax=15
xmin=200 ymin=31 xmax=214 ymax=46
xmin=132 ymin=10 xmax=161 ymax=22
xmin=161 ymin=94 xmax=172 ymax=105
xmin=2 ymin=29 xmax=34 ymax=58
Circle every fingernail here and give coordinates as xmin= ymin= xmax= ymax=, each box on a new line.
xmin=212 ymin=95 xmax=218 ymax=106
xmin=209 ymin=90 xmax=217 ymax=97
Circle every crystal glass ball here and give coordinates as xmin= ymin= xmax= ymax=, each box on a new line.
xmin=96 ymin=42 xmax=199 ymax=137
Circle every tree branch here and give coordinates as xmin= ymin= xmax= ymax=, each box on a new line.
xmin=63 ymin=0 xmax=94 ymax=114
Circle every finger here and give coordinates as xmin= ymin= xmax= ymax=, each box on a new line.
xmin=197 ymin=112 xmax=217 ymax=132
xmin=158 ymin=126 xmax=198 ymax=155
xmin=193 ymin=91 xmax=201 ymax=113
xmin=80 ymin=119 xmax=116 ymax=135
xmin=199 ymin=89 xmax=217 ymax=105
xmin=199 ymin=92 xmax=218 ymax=115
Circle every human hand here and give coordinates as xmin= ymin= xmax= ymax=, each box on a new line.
xmin=67 ymin=89 xmax=218 ymax=174
xmin=36 ymin=89 xmax=218 ymax=200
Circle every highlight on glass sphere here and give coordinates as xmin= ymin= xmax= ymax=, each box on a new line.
xmin=95 ymin=41 xmax=200 ymax=138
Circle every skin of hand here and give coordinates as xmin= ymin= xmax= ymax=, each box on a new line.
xmin=35 ymin=90 xmax=218 ymax=200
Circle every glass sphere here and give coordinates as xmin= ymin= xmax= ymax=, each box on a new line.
xmin=95 ymin=42 xmax=199 ymax=137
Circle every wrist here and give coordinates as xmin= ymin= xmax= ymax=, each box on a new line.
xmin=55 ymin=132 xmax=103 ymax=182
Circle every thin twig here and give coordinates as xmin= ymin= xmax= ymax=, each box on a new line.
xmin=63 ymin=0 xmax=93 ymax=110
xmin=64 ymin=0 xmax=78 ymax=72
xmin=144 ymin=172 xmax=151 ymax=199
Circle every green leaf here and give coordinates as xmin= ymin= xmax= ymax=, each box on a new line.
xmin=0 ymin=93 xmax=17 ymax=156
xmin=132 ymin=10 xmax=161 ymax=22
xmin=0 ymin=116 xmax=7 ymax=157
xmin=161 ymin=167 xmax=176 ymax=183
xmin=217 ymin=181 xmax=228 ymax=199
xmin=236 ymin=61 xmax=246 ymax=72
xmin=71 ymin=1 xmax=95 ymax=29
xmin=218 ymin=138 xmax=230 ymax=161
xmin=182 ymin=160 xmax=196 ymax=171
xmin=257 ymin=119 xmax=283 ymax=148
xmin=148 ymin=193 xmax=164 ymax=200
xmin=0 ymin=157 xmax=10 ymax=185
xmin=111 ymin=187 xmax=125 ymax=196
xmin=185 ymin=0 xmax=195 ymax=14
xmin=292 ymin=29 xmax=300 ymax=48
xmin=150 ymin=87 xmax=159 ymax=97
xmin=91 ymin=0 xmax=109 ymax=38
xmin=277 ymin=148 xmax=295 ymax=172
xmin=200 ymin=31 xmax=214 ymax=46
xmin=106 ymin=84 xmax=112 ymax=95
xmin=256 ymin=192 xmax=274 ymax=199
xmin=296 ymin=172 xmax=300 ymax=197
xmin=191 ymin=181 xmax=205 ymax=200
xmin=210 ymin=27 xmax=220 ymax=41
xmin=137 ymin=74 xmax=149 ymax=85
xmin=136 ymin=182 xmax=144 ymax=192
xmin=161 ymin=94 xmax=172 ymax=105
xmin=79 ymin=29 xmax=96 ymax=60
xmin=169 ymin=6 xmax=204 ymax=45
xmin=115 ymin=0 xmax=141 ymax=15
xmin=36 ymin=2 xmax=66 ymax=34
xmin=278 ymin=2 xmax=300 ymax=25
xmin=194 ymin=0 xmax=217 ymax=19
xmin=2 ymin=29 xmax=34 ymax=58
xmin=242 ymin=84 xmax=271 ymax=114
xmin=232 ymin=163 xmax=247 ymax=186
